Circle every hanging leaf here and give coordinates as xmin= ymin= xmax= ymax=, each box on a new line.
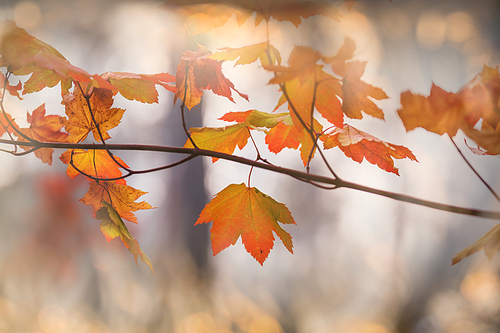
xmin=196 ymin=183 xmax=295 ymax=265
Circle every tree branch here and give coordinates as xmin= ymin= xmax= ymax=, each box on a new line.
xmin=2 ymin=138 xmax=500 ymax=220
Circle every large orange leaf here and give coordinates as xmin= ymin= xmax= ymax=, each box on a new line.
xmin=209 ymin=42 xmax=281 ymax=67
xmin=60 ymin=149 xmax=128 ymax=185
xmin=341 ymin=61 xmax=388 ymax=120
xmin=196 ymin=183 xmax=295 ymax=265
xmin=164 ymin=0 xmax=341 ymax=34
xmin=452 ymin=223 xmax=500 ymax=265
xmin=16 ymin=104 xmax=68 ymax=165
xmin=97 ymin=201 xmax=153 ymax=272
xmin=79 ymin=180 xmax=153 ymax=224
xmin=184 ymin=123 xmax=250 ymax=162
xmin=60 ymin=83 xmax=125 ymax=143
xmin=174 ymin=49 xmax=249 ymax=110
xmin=322 ymin=124 xmax=417 ymax=175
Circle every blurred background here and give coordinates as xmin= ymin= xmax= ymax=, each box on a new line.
xmin=0 ymin=0 xmax=499 ymax=332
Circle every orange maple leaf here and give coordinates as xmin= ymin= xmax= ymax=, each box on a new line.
xmin=322 ymin=124 xmax=417 ymax=175
xmin=322 ymin=36 xmax=356 ymax=76
xmin=0 ymin=111 xmax=18 ymax=136
xmin=184 ymin=123 xmax=250 ymax=162
xmin=196 ymin=183 xmax=296 ymax=265
xmin=398 ymin=66 xmax=500 ymax=155
xmin=60 ymin=83 xmax=125 ymax=143
xmin=97 ymin=201 xmax=153 ymax=272
xmin=163 ymin=0 xmax=341 ymax=34
xmin=341 ymin=61 xmax=388 ymax=120
xmin=101 ymin=72 xmax=176 ymax=104
xmin=175 ymin=49 xmax=249 ymax=110
xmin=398 ymin=84 xmax=466 ymax=137
xmin=209 ymin=42 xmax=281 ymax=67
xmin=265 ymin=120 xmax=322 ymax=166
xmin=59 ymin=149 xmax=128 ymax=185
xmin=16 ymin=104 xmax=68 ymax=165
xmin=80 ymin=180 xmax=153 ymax=224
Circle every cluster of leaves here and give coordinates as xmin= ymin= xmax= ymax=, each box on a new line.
xmin=0 ymin=0 xmax=498 ymax=269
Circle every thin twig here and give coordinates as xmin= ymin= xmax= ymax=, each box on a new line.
xmin=450 ymin=135 xmax=500 ymax=204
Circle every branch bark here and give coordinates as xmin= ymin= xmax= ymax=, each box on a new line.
xmin=2 ymin=138 xmax=500 ymax=220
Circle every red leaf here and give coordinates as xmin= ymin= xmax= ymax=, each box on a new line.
xmin=322 ymin=124 xmax=417 ymax=175
xmin=175 ymin=49 xmax=249 ymax=109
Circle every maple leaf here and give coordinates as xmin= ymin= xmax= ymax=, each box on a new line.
xmin=59 ymin=149 xmax=128 ymax=185
xmin=209 ymin=42 xmax=281 ymax=66
xmin=265 ymin=120 xmax=323 ymax=166
xmin=163 ymin=0 xmax=341 ymax=34
xmin=80 ymin=180 xmax=153 ymax=224
xmin=452 ymin=223 xmax=500 ymax=265
xmin=265 ymin=121 xmax=300 ymax=153
xmin=266 ymin=46 xmax=343 ymax=130
xmin=19 ymin=66 xmax=61 ymax=94
xmin=175 ymin=49 xmax=249 ymax=110
xmin=0 ymin=111 xmax=18 ymax=136
xmin=398 ymin=84 xmax=466 ymax=137
xmin=97 ymin=201 xmax=153 ymax=272
xmin=16 ymin=104 xmax=68 ymax=165
xmin=219 ymin=109 xmax=289 ymax=128
xmin=0 ymin=72 xmax=22 ymax=99
xmin=184 ymin=123 xmax=250 ymax=162
xmin=322 ymin=36 xmax=356 ymax=77
xmin=397 ymin=65 xmax=500 ymax=151
xmin=322 ymin=124 xmax=417 ymax=175
xmin=101 ymin=72 xmax=176 ymax=104
xmin=60 ymin=83 xmax=125 ymax=143
xmin=219 ymin=109 xmax=320 ymax=165
xmin=464 ymin=123 xmax=500 ymax=155
xmin=0 ymin=20 xmax=113 ymax=94
xmin=341 ymin=61 xmax=388 ymax=120
xmin=196 ymin=183 xmax=295 ymax=265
